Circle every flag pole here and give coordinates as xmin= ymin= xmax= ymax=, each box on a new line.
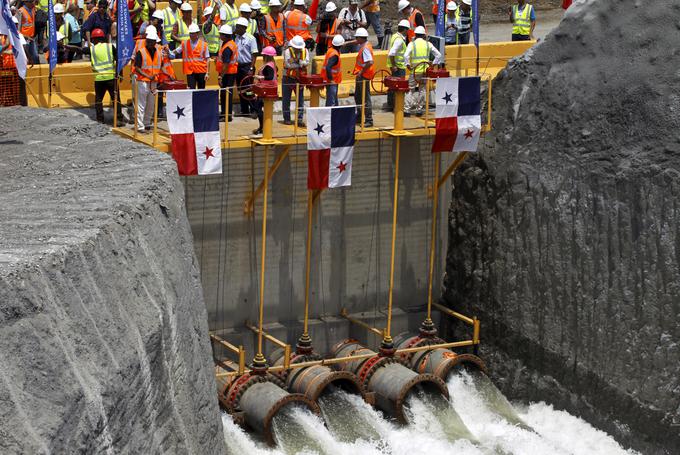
xmin=113 ymin=77 xmax=119 ymax=128
xmin=297 ymin=189 xmax=317 ymax=355
xmin=421 ymin=152 xmax=441 ymax=337
xmin=252 ymin=144 xmax=270 ymax=374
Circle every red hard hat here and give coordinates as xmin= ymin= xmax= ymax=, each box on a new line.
xmin=91 ymin=28 xmax=105 ymax=38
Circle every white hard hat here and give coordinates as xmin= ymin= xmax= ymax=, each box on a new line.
xmin=331 ymin=34 xmax=344 ymax=47
xmin=354 ymin=27 xmax=368 ymax=38
xmin=172 ymin=0 xmax=182 ymax=4
xmin=269 ymin=0 xmax=282 ymax=6
xmin=397 ymin=0 xmax=410 ymax=12
xmin=289 ymin=34 xmax=305 ymax=49
xmin=219 ymin=24 xmax=233 ymax=34
xmin=203 ymin=6 xmax=213 ymax=16
xmin=250 ymin=0 xmax=262 ymax=9
xmin=188 ymin=23 xmax=200 ymax=33
xmin=56 ymin=31 xmax=65 ymax=41
xmin=461 ymin=0 xmax=472 ymax=4
xmin=146 ymin=24 xmax=157 ymax=34
xmin=152 ymin=10 xmax=164 ymax=20
xmin=414 ymin=25 xmax=425 ymax=35
xmin=397 ymin=19 xmax=410 ymax=29
xmin=180 ymin=2 xmax=192 ymax=11
xmin=53 ymin=3 xmax=64 ymax=13
xmin=293 ymin=0 xmax=305 ymax=5
xmin=446 ymin=1 xmax=457 ymax=10
xmin=145 ymin=27 xmax=159 ymax=40
xmin=239 ymin=3 xmax=251 ymax=12
xmin=235 ymin=17 xmax=249 ymax=27
xmin=324 ymin=1 xmax=336 ymax=12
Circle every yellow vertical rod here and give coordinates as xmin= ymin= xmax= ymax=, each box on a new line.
xmin=113 ymin=79 xmax=118 ymax=128
xmin=426 ymin=153 xmax=441 ymax=322
xmin=263 ymin=99 xmax=274 ymax=140
xmin=424 ymin=78 xmax=430 ymax=125
xmin=152 ymin=91 xmax=159 ymax=147
xmin=253 ymin=144 xmax=270 ymax=370
xmin=393 ymin=91 xmax=405 ymax=131
xmin=238 ymin=346 xmax=245 ymax=374
xmin=294 ymin=82 xmax=300 ymax=136
xmin=384 ymin=136 xmax=401 ymax=346
xmin=224 ymin=87 xmax=229 ymax=148
xmin=133 ymin=80 xmax=138 ymax=138
xmin=303 ymin=190 xmax=314 ymax=336
xmin=361 ymin=78 xmax=366 ymax=132
xmin=310 ymin=87 xmax=319 ymax=107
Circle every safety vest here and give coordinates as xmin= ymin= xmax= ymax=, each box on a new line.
xmin=455 ymin=8 xmax=472 ymax=35
xmin=388 ymin=32 xmax=406 ymax=70
xmin=37 ymin=0 xmax=49 ymax=10
xmin=58 ymin=21 xmax=70 ymax=42
xmin=203 ymin=23 xmax=220 ymax=53
xmin=353 ymin=42 xmax=375 ymax=80
xmin=137 ymin=45 xmax=162 ymax=82
xmin=264 ymin=13 xmax=283 ymax=47
xmin=260 ymin=0 xmax=269 ymax=14
xmin=217 ymin=40 xmax=238 ymax=74
xmin=320 ymin=47 xmax=341 ymax=83
xmin=410 ymin=38 xmax=429 ymax=74
xmin=222 ymin=2 xmax=238 ymax=26
xmin=257 ymin=60 xmax=277 ymax=79
xmin=285 ymin=9 xmax=311 ymax=42
xmin=431 ymin=0 xmax=438 ymax=16
xmin=90 ymin=42 xmax=115 ymax=81
xmin=19 ymin=6 xmax=35 ymax=38
xmin=163 ymin=7 xmax=179 ymax=43
xmin=1 ymin=36 xmax=15 ymax=69
xmin=316 ymin=18 xmax=336 ymax=47
xmin=246 ymin=17 xmax=257 ymax=35
xmin=130 ymin=38 xmax=145 ymax=75
xmin=406 ymin=8 xmax=424 ymax=42
xmin=131 ymin=0 xmax=144 ymax=24
xmin=181 ymin=39 xmax=208 ymax=74
xmin=176 ymin=19 xmax=192 ymax=42
xmin=512 ymin=4 xmax=533 ymax=36
xmin=158 ymin=54 xmax=176 ymax=83
xmin=285 ymin=48 xmax=306 ymax=78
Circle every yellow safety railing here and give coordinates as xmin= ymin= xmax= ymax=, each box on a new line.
xmin=210 ymin=333 xmax=247 ymax=375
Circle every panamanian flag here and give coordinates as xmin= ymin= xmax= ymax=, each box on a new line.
xmin=306 ymin=105 xmax=356 ymax=189
xmin=167 ymin=90 xmax=222 ymax=175
xmin=431 ymin=77 xmax=481 ymax=153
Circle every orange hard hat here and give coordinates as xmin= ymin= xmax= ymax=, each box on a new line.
xmin=91 ymin=28 xmax=105 ymax=38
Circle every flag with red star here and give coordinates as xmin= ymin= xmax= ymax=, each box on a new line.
xmin=306 ymin=105 xmax=356 ymax=189
xmin=431 ymin=77 xmax=481 ymax=153
xmin=166 ymin=90 xmax=222 ymax=175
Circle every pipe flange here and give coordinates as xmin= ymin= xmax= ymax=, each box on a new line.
xmin=358 ymin=355 xmax=399 ymax=387
xmin=446 ymin=353 xmax=489 ymax=375
xmin=228 ymin=374 xmax=268 ymax=409
xmin=268 ymin=373 xmax=287 ymax=389
xmin=394 ymin=373 xmax=450 ymax=424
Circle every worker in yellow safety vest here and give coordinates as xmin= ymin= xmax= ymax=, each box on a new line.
xmin=239 ymin=3 xmax=258 ymax=36
xmin=163 ymin=0 xmax=181 ymax=50
xmin=202 ymin=7 xmax=221 ymax=55
xmin=220 ymin=0 xmax=239 ymax=27
xmin=385 ymin=19 xmax=410 ymax=111
xmin=89 ymin=27 xmax=123 ymax=123
xmin=404 ymin=25 xmax=441 ymax=116
xmin=352 ymin=27 xmax=374 ymax=127
xmin=172 ymin=2 xmax=194 ymax=45
xmin=509 ymin=0 xmax=535 ymax=41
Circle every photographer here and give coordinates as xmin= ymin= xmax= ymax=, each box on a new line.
xmin=337 ymin=0 xmax=365 ymax=53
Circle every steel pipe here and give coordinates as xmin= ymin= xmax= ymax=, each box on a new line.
xmin=394 ymin=333 xmax=488 ymax=381
xmin=330 ymin=340 xmax=449 ymax=422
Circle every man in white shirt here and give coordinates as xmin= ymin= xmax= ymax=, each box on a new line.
xmin=234 ymin=17 xmax=259 ymax=115
xmin=337 ymin=0 xmax=366 ymax=53
xmin=282 ymin=35 xmax=309 ymax=125
xmin=385 ymin=19 xmax=409 ymax=111
xmin=404 ymin=25 xmax=441 ymax=115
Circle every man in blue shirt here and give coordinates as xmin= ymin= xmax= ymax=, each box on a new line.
xmin=81 ymin=0 xmax=113 ymax=46
xmin=64 ymin=4 xmax=82 ymax=61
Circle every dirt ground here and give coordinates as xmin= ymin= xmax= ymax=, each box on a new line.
xmin=378 ymin=0 xmax=562 ymax=23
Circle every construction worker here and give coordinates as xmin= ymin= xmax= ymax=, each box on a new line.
xmin=172 ymin=2 xmax=194 ymax=45
xmin=404 ymin=25 xmax=441 ymax=116
xmin=338 ymin=0 xmax=366 ymax=53
xmin=134 ymin=26 xmax=161 ymax=130
xmin=217 ymin=24 xmax=238 ymax=120
xmin=170 ymin=23 xmax=210 ymax=89
xmin=17 ymin=0 xmax=39 ymax=64
xmin=444 ymin=1 xmax=458 ymax=45
xmin=234 ymin=16 xmax=259 ymax=115
xmin=54 ymin=3 xmax=68 ymax=43
xmin=162 ymin=0 xmax=181 ymax=49
xmin=284 ymin=0 xmax=312 ymax=48
xmin=200 ymin=0 xmax=223 ymax=24
xmin=360 ymin=0 xmax=383 ymax=48
xmin=251 ymin=0 xmax=265 ymax=37
xmin=82 ymin=0 xmax=112 ymax=46
xmin=239 ymin=3 xmax=258 ymax=36
xmin=220 ymin=0 xmax=239 ymax=28
xmin=262 ymin=0 xmax=283 ymax=54
xmin=457 ymin=0 xmax=473 ymax=44
xmin=282 ymin=35 xmax=308 ymax=125
xmin=509 ymin=0 xmax=535 ymax=41
xmin=202 ymin=7 xmax=221 ymax=56
xmin=320 ymin=34 xmax=342 ymax=106
xmin=89 ymin=27 xmax=122 ymax=123
xmin=315 ymin=1 xmax=337 ymax=55
xmin=252 ymin=45 xmax=277 ymax=135
xmin=385 ymin=19 xmax=409 ymax=111
xmin=397 ymin=0 xmax=425 ymax=42
xmin=352 ymin=27 xmax=374 ymax=127
xmin=139 ymin=11 xmax=166 ymax=44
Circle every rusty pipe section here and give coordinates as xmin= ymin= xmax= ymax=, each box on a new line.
xmin=393 ymin=333 xmax=488 ymax=380
xmin=270 ymin=349 xmax=370 ymax=403
xmin=216 ymin=367 xmax=319 ymax=446
xmin=330 ymin=339 xmax=449 ymax=423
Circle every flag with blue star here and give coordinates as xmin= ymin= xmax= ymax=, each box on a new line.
xmin=166 ymin=90 xmax=222 ymax=175
xmin=306 ymin=105 xmax=356 ymax=189
xmin=432 ymin=76 xmax=481 ymax=153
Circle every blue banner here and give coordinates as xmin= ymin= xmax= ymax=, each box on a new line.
xmin=47 ymin=0 xmax=57 ymax=73
xmin=435 ymin=0 xmax=446 ymax=37
xmin=472 ymin=0 xmax=479 ymax=48
xmin=0 ymin=0 xmax=27 ymax=78
xmin=117 ymin=0 xmax=134 ymax=74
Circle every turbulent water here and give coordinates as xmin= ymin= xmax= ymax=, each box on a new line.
xmin=221 ymin=370 xmax=639 ymax=455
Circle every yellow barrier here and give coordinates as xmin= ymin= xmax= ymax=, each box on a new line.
xmin=25 ymin=41 xmax=533 ymax=108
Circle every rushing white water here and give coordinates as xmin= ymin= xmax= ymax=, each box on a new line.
xmin=221 ymin=372 xmax=639 ymax=455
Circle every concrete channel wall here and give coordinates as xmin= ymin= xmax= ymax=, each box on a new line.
xmin=185 ymin=136 xmax=452 ymax=356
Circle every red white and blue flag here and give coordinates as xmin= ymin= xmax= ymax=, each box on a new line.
xmin=167 ymin=90 xmax=222 ymax=176
xmin=431 ymin=77 xmax=481 ymax=153
xmin=306 ymin=105 xmax=356 ymax=189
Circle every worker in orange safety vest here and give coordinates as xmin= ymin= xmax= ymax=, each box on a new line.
xmin=352 ymin=27 xmax=374 ymax=127
xmin=170 ymin=23 xmax=211 ymax=89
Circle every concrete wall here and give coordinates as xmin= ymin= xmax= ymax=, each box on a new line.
xmin=184 ymin=136 xmax=453 ymax=353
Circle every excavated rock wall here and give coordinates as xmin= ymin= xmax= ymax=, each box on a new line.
xmin=0 ymin=108 xmax=224 ymax=454
xmin=443 ymin=0 xmax=680 ymax=453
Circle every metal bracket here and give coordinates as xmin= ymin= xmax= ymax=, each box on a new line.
xmin=243 ymin=145 xmax=291 ymax=215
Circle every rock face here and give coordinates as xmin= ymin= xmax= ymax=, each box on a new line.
xmin=444 ymin=0 xmax=680 ymax=453
xmin=0 ymin=108 xmax=224 ymax=454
